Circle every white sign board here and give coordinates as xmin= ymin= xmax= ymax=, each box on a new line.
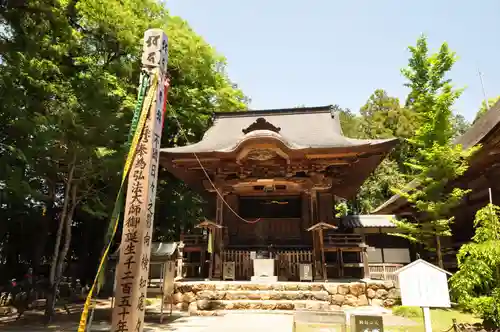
xmin=383 ymin=248 xmax=411 ymax=263
xmin=396 ymin=259 xmax=451 ymax=308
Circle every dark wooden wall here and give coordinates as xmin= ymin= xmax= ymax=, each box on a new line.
xmin=318 ymin=192 xmax=334 ymax=225
xmin=224 ymin=193 xmax=315 ymax=248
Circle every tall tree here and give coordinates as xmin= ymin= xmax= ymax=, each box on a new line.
xmin=348 ymin=90 xmax=415 ymax=213
xmin=392 ymin=35 xmax=478 ymax=268
xmin=451 ymin=113 xmax=471 ymax=138
xmin=0 ymin=0 xmax=246 ymax=320
xmin=359 ymin=89 xmax=418 ymax=140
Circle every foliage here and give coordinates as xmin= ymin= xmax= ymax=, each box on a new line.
xmin=474 ymin=96 xmax=500 ymax=124
xmin=356 ymin=159 xmax=407 ymax=213
xmin=336 ymin=105 xmax=362 ymax=138
xmin=451 ymin=113 xmax=471 ymax=138
xmin=390 ymin=35 xmax=477 ymax=268
xmin=392 ymin=305 xmax=423 ymax=318
xmin=0 ymin=0 xmax=246 ymax=320
xmin=450 ymin=204 xmax=500 ymax=326
xmin=359 ymin=89 xmax=418 ymax=140
xmin=334 ymin=201 xmax=349 ymax=218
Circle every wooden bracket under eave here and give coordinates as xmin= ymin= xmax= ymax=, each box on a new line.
xmin=195 ymin=219 xmax=224 ymax=230
xmin=306 ymin=222 xmax=337 ymax=232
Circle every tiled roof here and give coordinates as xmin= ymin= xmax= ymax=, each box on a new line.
xmin=111 ymin=242 xmax=177 ymax=259
xmin=342 ymin=214 xmax=397 ymax=228
xmin=161 ymin=105 xmax=396 ymax=154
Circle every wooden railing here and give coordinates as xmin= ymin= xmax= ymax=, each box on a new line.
xmin=222 ymin=250 xmax=253 ymax=280
xmin=324 ymin=234 xmax=363 ymax=247
xmin=222 ymin=250 xmax=313 ymax=281
xmin=276 ymin=250 xmax=313 ymax=281
xmin=368 ymin=263 xmax=402 ymax=286
xmin=181 ymin=234 xmax=207 ymax=246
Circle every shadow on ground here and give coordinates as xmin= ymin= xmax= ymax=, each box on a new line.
xmin=0 ymin=302 xmax=189 ymax=331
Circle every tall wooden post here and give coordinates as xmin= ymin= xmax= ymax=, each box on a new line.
xmin=111 ymin=29 xmax=168 ymax=332
xmin=213 ymin=194 xmax=224 ymax=279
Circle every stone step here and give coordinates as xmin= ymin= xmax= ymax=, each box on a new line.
xmin=201 ymin=290 xmax=331 ymax=301
xmin=171 ymin=280 xmax=400 ymax=310
xmin=192 ymin=299 xmax=332 ymax=312
xmin=175 ymin=283 xmax=330 ymax=292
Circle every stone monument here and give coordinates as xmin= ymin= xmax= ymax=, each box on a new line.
xmin=251 ymin=250 xmax=277 ymax=282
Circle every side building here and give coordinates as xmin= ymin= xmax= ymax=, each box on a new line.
xmin=373 ymin=100 xmax=500 ymax=270
xmin=160 ymin=105 xmax=409 ymax=281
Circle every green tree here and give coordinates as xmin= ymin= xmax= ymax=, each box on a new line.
xmin=348 ymin=90 xmax=416 ymax=213
xmin=474 ymin=96 xmax=500 ymax=124
xmin=336 ymin=105 xmax=362 ymax=137
xmin=450 ymin=204 xmax=500 ymax=327
xmin=451 ymin=113 xmax=471 ymax=138
xmin=392 ymin=35 xmax=478 ymax=268
xmin=359 ymin=89 xmax=418 ymax=140
xmin=356 ymin=159 xmax=407 ymax=214
xmin=0 ymin=0 xmax=246 ymax=321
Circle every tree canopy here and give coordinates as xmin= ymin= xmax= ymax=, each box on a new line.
xmin=0 ymin=0 xmax=247 ymax=317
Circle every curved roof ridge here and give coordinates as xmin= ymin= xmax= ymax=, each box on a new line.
xmin=214 ymin=105 xmax=334 ymax=118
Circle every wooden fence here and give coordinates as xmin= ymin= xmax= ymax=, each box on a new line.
xmin=222 ymin=250 xmax=253 ymax=280
xmin=276 ymin=250 xmax=313 ymax=281
xmin=324 ymin=234 xmax=363 ymax=247
xmin=368 ymin=263 xmax=402 ymax=286
xmin=222 ymin=250 xmax=313 ymax=281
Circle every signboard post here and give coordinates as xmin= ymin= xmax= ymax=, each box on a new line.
xmin=111 ymin=28 xmax=168 ymax=332
xmin=396 ymin=259 xmax=452 ymax=332
xmin=351 ymin=315 xmax=384 ymax=332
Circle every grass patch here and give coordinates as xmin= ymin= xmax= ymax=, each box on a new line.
xmin=391 ymin=306 xmax=482 ymax=331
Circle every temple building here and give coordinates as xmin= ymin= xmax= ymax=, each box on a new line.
xmin=160 ymin=105 xmax=409 ymax=281
xmin=373 ymin=100 xmax=500 ymax=270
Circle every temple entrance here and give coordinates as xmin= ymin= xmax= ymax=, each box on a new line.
xmin=227 ymin=195 xmax=306 ymax=249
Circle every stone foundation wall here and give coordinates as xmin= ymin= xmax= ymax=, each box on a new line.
xmin=170 ymin=280 xmax=400 ymax=315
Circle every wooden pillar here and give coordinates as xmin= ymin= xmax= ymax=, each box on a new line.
xmin=319 ymin=228 xmax=327 ymax=282
xmin=309 ymin=191 xmax=323 ymax=280
xmin=212 ymin=194 xmax=224 ymax=279
xmin=361 ymin=234 xmax=370 ymax=279
xmin=111 ymin=29 xmax=168 ymax=332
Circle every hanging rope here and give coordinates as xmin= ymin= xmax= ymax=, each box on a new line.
xmin=77 ymin=72 xmax=159 ymax=332
xmin=168 ymin=106 xmax=262 ymax=224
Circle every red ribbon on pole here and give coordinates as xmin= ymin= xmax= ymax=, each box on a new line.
xmin=162 ymin=78 xmax=170 ymax=129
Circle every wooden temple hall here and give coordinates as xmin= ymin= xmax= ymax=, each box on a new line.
xmin=160 ymin=105 xmax=411 ymax=281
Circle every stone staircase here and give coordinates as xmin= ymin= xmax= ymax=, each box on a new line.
xmin=167 ymin=280 xmax=400 ymax=316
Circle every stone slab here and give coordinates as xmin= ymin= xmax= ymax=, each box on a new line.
xmin=250 ymin=276 xmax=278 ymax=283
xmin=253 ymin=259 xmax=275 ymax=278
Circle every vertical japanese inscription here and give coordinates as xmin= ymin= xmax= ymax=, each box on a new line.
xmin=111 ymin=29 xmax=168 ymax=332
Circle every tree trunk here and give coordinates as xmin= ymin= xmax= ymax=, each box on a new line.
xmin=435 ymin=235 xmax=444 ymax=269
xmin=33 ymin=186 xmax=56 ymax=275
xmin=45 ymin=156 xmax=76 ymax=323
xmin=54 ymin=184 xmax=78 ymax=287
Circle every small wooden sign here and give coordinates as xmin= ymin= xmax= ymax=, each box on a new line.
xmin=223 ymin=261 xmax=235 ymax=280
xmin=351 ymin=315 xmax=384 ymax=332
xmin=162 ymin=260 xmax=176 ymax=296
xmin=299 ymin=263 xmax=313 ymax=281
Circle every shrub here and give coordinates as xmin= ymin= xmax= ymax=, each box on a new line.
xmin=392 ymin=305 xmax=422 ymax=318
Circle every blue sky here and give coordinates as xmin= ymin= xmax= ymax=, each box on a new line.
xmin=166 ymin=0 xmax=500 ymax=121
